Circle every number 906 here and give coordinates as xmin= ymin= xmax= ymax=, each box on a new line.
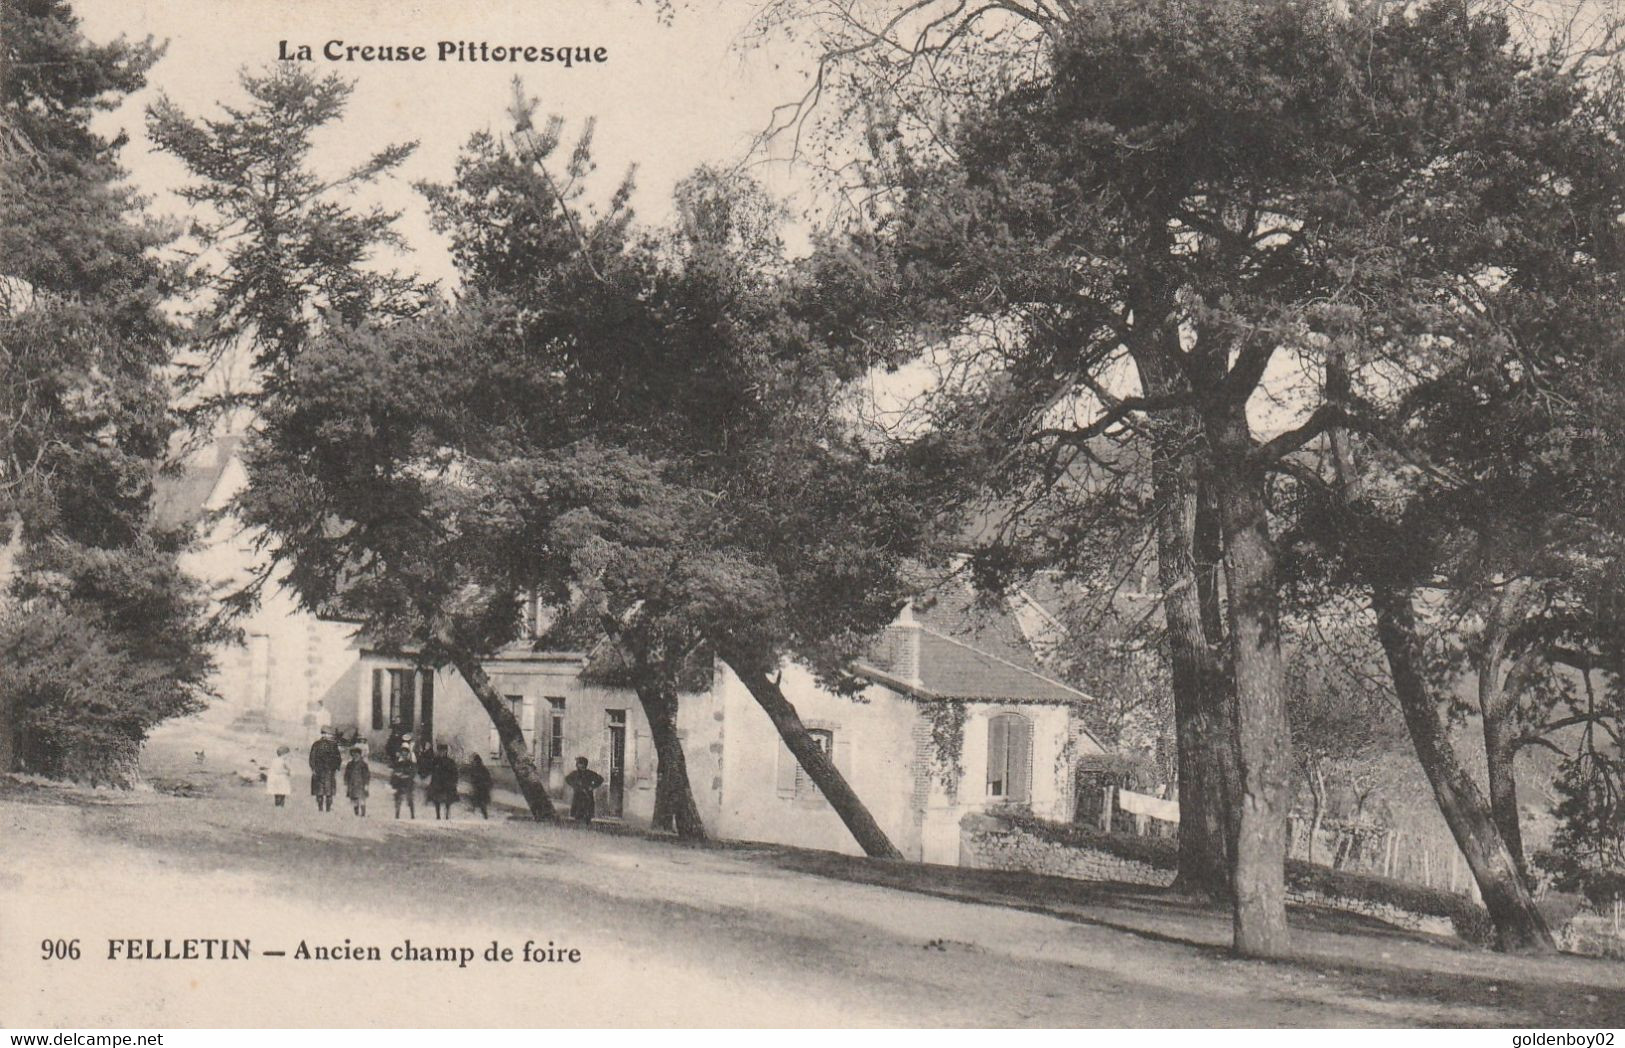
xmin=41 ymin=938 xmax=80 ymax=960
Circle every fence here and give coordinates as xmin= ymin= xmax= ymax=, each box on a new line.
xmin=1092 ymin=791 xmax=1486 ymax=902
xmin=1287 ymin=818 xmax=1484 ymax=902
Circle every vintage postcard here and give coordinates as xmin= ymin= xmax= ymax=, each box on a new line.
xmin=3 ymin=0 xmax=1624 ymax=1031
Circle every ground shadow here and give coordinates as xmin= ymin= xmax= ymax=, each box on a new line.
xmin=743 ymin=844 xmax=1625 ymax=1027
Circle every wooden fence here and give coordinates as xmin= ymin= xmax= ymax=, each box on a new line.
xmin=1286 ymin=818 xmax=1483 ymax=901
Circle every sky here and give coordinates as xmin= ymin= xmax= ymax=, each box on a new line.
xmin=76 ymin=0 xmax=820 ymax=287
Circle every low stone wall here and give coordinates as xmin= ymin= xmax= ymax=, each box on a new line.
xmin=1288 ymin=884 xmax=1457 ymax=937
xmin=960 ymin=811 xmax=1463 ymax=941
xmin=961 ymin=811 xmax=1173 ymax=887
xmin=1558 ymin=914 xmax=1625 ymax=960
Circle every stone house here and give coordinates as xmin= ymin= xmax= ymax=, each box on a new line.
xmin=164 ymin=438 xmax=1109 ymax=861
xmin=347 ymin=596 xmax=1106 ymax=862
xmin=155 ymin=437 xmax=360 ymax=733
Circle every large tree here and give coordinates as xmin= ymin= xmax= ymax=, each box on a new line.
xmin=1256 ymin=2 xmax=1625 ymax=951
xmin=0 ymin=0 xmax=221 ymax=782
xmin=233 ymin=95 xmax=933 ymax=854
xmin=819 ymin=0 xmax=1392 ymax=956
xmin=146 ymin=66 xmax=429 ymax=422
xmin=808 ymin=0 xmax=1625 ymax=955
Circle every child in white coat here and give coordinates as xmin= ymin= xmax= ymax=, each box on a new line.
xmin=266 ymin=745 xmax=293 ymax=808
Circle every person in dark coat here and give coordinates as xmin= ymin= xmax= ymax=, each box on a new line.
xmin=564 ymin=756 xmax=604 ymax=824
xmin=308 ymin=728 xmax=343 ymax=812
xmin=465 ymin=754 xmax=493 ymax=820
xmin=384 ymin=723 xmax=406 ymax=764
xmin=426 ymin=743 xmax=459 ymax=820
xmin=390 ymin=744 xmax=417 ymax=819
xmin=416 ymin=739 xmax=436 ymax=783
xmin=343 ymin=746 xmax=371 ymax=817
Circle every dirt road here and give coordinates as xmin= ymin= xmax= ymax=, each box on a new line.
xmin=1 ymin=732 xmax=1621 ymax=1027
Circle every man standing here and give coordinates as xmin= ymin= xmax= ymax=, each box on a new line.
xmin=426 ymin=743 xmax=459 ymax=820
xmin=564 ymin=756 xmax=604 ymax=825
xmin=308 ymin=727 xmax=343 ymax=813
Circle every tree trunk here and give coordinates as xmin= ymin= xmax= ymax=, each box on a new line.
xmin=1134 ymin=341 xmax=1239 ymax=902
xmin=719 ymin=648 xmax=903 ymax=859
xmin=444 ymin=647 xmax=556 ymax=821
xmin=1481 ymin=706 xmax=1528 ymax=887
xmin=1306 ymin=764 xmax=1325 ymax=866
xmin=0 ymin=517 xmax=18 ymax=772
xmin=1476 ymin=581 xmax=1539 ymax=889
xmin=0 ymin=698 xmax=18 ymax=774
xmin=1158 ymin=462 xmax=1240 ymax=899
xmin=1206 ymin=404 xmax=1293 ymax=959
xmin=1367 ymin=580 xmax=1555 ymax=954
xmin=634 ymin=680 xmax=707 ymax=840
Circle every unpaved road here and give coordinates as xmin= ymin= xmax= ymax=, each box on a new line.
xmin=0 ymin=736 xmax=1621 ymax=1027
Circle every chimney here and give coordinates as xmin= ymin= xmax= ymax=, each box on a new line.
xmin=889 ymin=602 xmax=923 ymax=688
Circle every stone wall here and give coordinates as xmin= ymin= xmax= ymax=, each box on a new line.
xmin=1287 ymin=885 xmax=1457 ymax=938
xmin=961 ymin=811 xmax=1462 ymax=940
xmin=960 ymin=811 xmax=1173 ymax=887
xmin=1558 ymin=914 xmax=1625 ymax=960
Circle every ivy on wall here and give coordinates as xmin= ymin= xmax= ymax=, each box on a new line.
xmin=927 ymin=700 xmax=967 ymax=795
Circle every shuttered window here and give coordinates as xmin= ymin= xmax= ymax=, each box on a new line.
xmin=547 ymin=698 xmax=565 ymax=760
xmin=385 ymin=668 xmax=415 ymax=731
xmin=371 ymin=666 xmax=431 ymax=734
xmin=987 ymin=713 xmax=1032 ymax=803
xmin=635 ymin=731 xmax=654 ymax=788
xmin=778 ymin=728 xmax=843 ymax=800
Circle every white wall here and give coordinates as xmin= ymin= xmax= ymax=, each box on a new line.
xmin=179 ymin=455 xmax=359 ymax=732
xmin=352 ymin=652 xmax=725 ymax=832
xmin=714 ymin=659 xmax=923 ymax=858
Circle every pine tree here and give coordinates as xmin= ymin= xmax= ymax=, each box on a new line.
xmin=0 ymin=0 xmax=221 ymax=783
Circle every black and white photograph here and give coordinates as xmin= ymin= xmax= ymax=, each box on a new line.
xmin=2 ymin=0 xmax=1625 ymax=1030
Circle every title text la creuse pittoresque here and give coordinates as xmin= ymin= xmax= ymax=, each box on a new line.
xmin=279 ymin=41 xmax=609 ymax=66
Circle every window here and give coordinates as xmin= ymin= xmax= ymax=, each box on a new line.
xmin=986 ymin=713 xmax=1032 ymax=803
xmin=490 ymin=695 xmax=526 ymax=759
xmin=799 ymin=729 xmax=833 ymax=797
xmin=373 ymin=668 xmax=427 ymax=731
xmin=547 ymin=698 xmax=565 ymax=759
xmin=385 ymin=668 xmax=416 ymax=731
xmin=777 ymin=727 xmax=844 ymax=800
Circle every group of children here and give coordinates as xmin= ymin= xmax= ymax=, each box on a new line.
xmin=262 ymin=731 xmax=495 ymax=820
xmin=384 ymin=737 xmax=495 ymax=820
xmin=264 ymin=728 xmax=609 ymax=825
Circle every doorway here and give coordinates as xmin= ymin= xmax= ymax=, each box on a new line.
xmin=604 ymin=709 xmax=626 ymax=818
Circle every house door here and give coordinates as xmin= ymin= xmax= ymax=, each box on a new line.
xmin=604 ymin=710 xmax=626 ymax=817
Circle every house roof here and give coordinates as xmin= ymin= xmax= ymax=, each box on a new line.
xmin=151 ymin=434 xmax=241 ymax=530
xmin=855 ymin=575 xmax=1098 ymax=707
xmin=911 ymin=583 xmax=1051 ymax=676
xmin=921 ymin=628 xmax=1094 ymax=703
xmin=854 ymin=627 xmax=1093 ymax=705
